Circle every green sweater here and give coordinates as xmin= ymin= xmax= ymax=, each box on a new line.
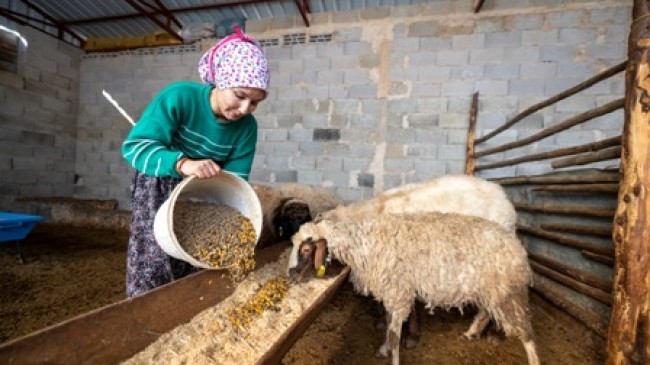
xmin=122 ymin=81 xmax=257 ymax=180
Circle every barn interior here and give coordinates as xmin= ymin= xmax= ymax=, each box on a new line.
xmin=0 ymin=0 xmax=646 ymax=364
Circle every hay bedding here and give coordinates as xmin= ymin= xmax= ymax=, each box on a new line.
xmin=122 ymin=249 xmax=338 ymax=365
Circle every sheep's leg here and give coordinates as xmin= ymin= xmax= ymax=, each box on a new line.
xmin=462 ymin=308 xmax=490 ymax=340
xmin=376 ymin=307 xmax=409 ymax=365
xmin=377 ymin=311 xmax=392 ymax=358
xmin=376 ymin=309 xmax=408 ymax=365
xmin=498 ymin=291 xmax=540 ymax=365
xmin=523 ymin=340 xmax=540 ymax=365
xmin=404 ymin=304 xmax=420 ymax=348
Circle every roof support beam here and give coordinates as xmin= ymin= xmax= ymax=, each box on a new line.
xmin=474 ymin=0 xmax=486 ymax=13
xmin=0 ymin=1 xmax=85 ymax=47
xmin=294 ymin=0 xmax=310 ymax=27
xmin=124 ymin=0 xmax=183 ymax=42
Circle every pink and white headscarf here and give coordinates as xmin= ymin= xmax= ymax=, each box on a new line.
xmin=197 ymin=25 xmax=270 ymax=93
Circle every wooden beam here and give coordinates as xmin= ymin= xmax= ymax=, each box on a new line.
xmin=531 ymin=276 xmax=608 ymax=337
xmin=540 ymin=223 xmax=613 ymax=237
xmin=476 ymin=61 xmax=627 ymax=144
xmin=492 ymin=170 xmax=620 ymax=185
xmin=475 ymin=136 xmax=621 ymax=171
xmin=531 ymin=183 xmax=620 ymax=194
xmin=465 ymin=92 xmax=479 ymax=175
xmin=517 ymin=224 xmax=614 ymax=257
xmin=606 ymin=2 xmax=650 ymax=364
xmin=582 ymin=250 xmax=615 ymax=267
xmin=475 ymin=98 xmax=624 ymax=158
xmin=255 ymin=267 xmax=350 ymax=365
xmin=551 ymin=146 xmax=622 ymax=169
xmin=528 ymin=252 xmax=612 ymax=292
xmin=0 ymin=243 xmax=289 ymax=364
xmin=530 ymin=261 xmax=611 ymax=305
xmin=514 ymin=203 xmax=616 ymax=218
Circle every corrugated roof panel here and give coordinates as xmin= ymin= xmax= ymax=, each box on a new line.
xmin=1 ymin=0 xmax=447 ymax=47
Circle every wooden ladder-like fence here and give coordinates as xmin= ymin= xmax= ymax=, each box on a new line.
xmin=466 ymin=8 xmax=650 ymax=359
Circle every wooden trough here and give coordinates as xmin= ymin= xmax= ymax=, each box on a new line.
xmin=0 ymin=241 xmax=350 ymax=365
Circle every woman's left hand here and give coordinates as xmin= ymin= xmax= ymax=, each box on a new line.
xmin=178 ymin=159 xmax=221 ymax=178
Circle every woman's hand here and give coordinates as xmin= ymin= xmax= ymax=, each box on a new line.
xmin=177 ymin=159 xmax=221 ymax=178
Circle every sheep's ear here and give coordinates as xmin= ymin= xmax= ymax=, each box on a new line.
xmin=313 ymin=239 xmax=328 ymax=272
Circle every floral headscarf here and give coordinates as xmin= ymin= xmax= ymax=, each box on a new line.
xmin=197 ymin=25 xmax=270 ymax=93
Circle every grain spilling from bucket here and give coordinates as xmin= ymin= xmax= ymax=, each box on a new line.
xmin=173 ymin=200 xmax=257 ymax=281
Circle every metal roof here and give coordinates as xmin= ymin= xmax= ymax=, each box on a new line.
xmin=0 ymin=0 xmax=485 ymax=51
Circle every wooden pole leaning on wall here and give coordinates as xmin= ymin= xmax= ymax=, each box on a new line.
xmin=529 ymin=261 xmax=612 ymax=305
xmin=475 ymin=135 xmax=621 ymax=171
xmin=541 ymin=222 xmax=613 ymax=237
xmin=607 ymin=2 xmax=650 ymax=364
xmin=532 ymin=183 xmax=620 ymax=194
xmin=465 ymin=92 xmax=479 ymax=175
xmin=517 ymin=224 xmax=614 ymax=257
xmin=551 ymin=146 xmax=622 ymax=169
xmin=582 ymin=250 xmax=614 ymax=267
xmin=531 ymin=276 xmax=608 ymax=337
xmin=493 ymin=170 xmax=620 ymax=185
xmin=474 ymin=98 xmax=624 ymax=158
xmin=476 ymin=61 xmax=627 ymax=145
xmin=528 ymin=252 xmax=612 ymax=293
xmin=514 ymin=203 xmax=616 ymax=219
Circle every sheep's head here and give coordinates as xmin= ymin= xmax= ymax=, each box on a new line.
xmin=273 ymin=197 xmax=311 ymax=241
xmin=287 ymin=222 xmax=329 ymax=282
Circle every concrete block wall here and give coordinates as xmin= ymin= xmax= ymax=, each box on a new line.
xmin=75 ymin=44 xmax=201 ymax=209
xmin=73 ymin=0 xmax=628 ymax=209
xmin=246 ymin=0 xmax=629 ymax=202
xmin=0 ymin=26 xmax=82 ymax=212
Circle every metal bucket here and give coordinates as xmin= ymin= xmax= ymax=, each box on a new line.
xmin=153 ymin=173 xmax=262 ymax=269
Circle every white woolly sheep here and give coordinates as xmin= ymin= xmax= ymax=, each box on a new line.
xmin=252 ymin=183 xmax=343 ymax=248
xmin=318 ymin=174 xmax=516 ymax=231
xmin=296 ymin=174 xmax=517 ymax=345
xmin=288 ymin=212 xmax=539 ymax=365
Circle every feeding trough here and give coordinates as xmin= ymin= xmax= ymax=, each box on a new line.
xmin=0 ymin=211 xmax=45 ymax=263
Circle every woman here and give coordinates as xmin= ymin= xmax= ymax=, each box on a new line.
xmin=121 ymin=26 xmax=270 ymax=297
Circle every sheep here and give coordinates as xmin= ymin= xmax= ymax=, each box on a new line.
xmin=252 ymin=183 xmax=343 ymax=248
xmin=274 ymin=183 xmax=343 ymax=218
xmin=318 ymin=174 xmax=516 ymax=232
xmin=288 ymin=212 xmax=539 ymax=365
xmin=294 ymin=174 xmax=517 ymax=345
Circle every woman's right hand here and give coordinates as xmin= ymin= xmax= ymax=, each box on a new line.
xmin=177 ymin=159 xmax=221 ymax=178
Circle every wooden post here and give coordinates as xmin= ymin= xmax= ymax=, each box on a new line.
xmin=465 ymin=92 xmax=478 ymax=176
xmin=606 ymin=2 xmax=650 ymax=364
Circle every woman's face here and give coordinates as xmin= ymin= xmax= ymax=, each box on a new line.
xmin=211 ymin=87 xmax=266 ymax=122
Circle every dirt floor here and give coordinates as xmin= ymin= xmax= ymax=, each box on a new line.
xmin=0 ymin=223 xmax=605 ymax=364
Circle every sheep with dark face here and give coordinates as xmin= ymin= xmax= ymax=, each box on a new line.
xmin=252 ymin=183 xmax=342 ymax=248
xmin=288 ymin=212 xmax=539 ymax=365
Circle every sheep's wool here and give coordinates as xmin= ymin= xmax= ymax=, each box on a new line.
xmin=122 ymin=249 xmax=339 ymax=365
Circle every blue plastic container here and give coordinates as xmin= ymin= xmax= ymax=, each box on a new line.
xmin=0 ymin=212 xmax=44 ymax=243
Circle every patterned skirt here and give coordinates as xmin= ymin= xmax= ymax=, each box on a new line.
xmin=126 ymin=171 xmax=200 ymax=297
